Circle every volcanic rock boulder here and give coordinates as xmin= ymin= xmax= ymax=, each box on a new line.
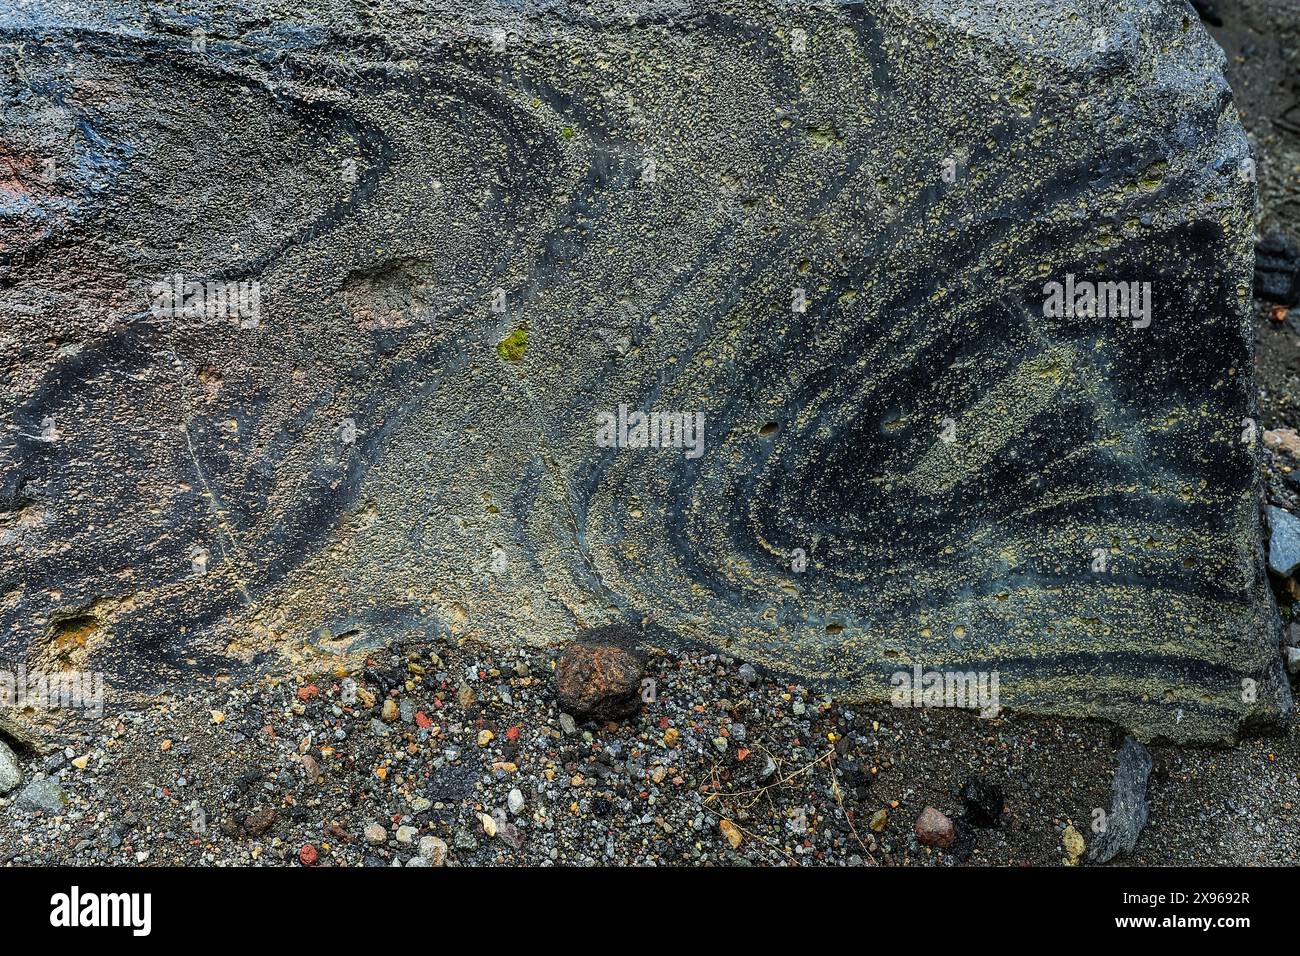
xmin=0 ymin=0 xmax=1292 ymax=744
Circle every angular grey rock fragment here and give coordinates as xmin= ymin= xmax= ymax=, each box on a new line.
xmin=0 ymin=738 xmax=21 ymax=794
xmin=1267 ymin=506 xmax=1300 ymax=577
xmin=16 ymin=777 xmax=67 ymax=814
xmin=1088 ymin=737 xmax=1152 ymax=864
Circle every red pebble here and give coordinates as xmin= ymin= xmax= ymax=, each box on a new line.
xmin=506 ymin=725 xmax=521 ymax=742
xmin=297 ymin=684 xmax=319 ymax=701
xmin=298 ymin=844 xmax=318 ymax=866
xmin=415 ymin=711 xmax=433 ymax=729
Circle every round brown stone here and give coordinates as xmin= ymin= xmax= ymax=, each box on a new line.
xmin=555 ymin=625 xmax=647 ymax=720
xmin=914 ymin=806 xmax=955 ymax=848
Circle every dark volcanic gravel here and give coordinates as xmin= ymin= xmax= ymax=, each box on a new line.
xmin=0 ymin=635 xmax=1296 ymax=867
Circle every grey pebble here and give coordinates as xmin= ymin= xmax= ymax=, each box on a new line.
xmin=0 ymin=739 xmax=21 ymax=794
xmin=16 ymin=777 xmax=66 ymax=814
xmin=1268 ymin=506 xmax=1300 ymax=576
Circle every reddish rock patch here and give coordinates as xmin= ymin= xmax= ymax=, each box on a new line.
xmin=554 ymin=625 xmax=647 ymax=720
xmin=915 ymin=807 xmax=955 ymax=848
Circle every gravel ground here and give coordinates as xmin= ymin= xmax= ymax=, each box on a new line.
xmin=0 ymin=635 xmax=1295 ymax=867
xmin=1 ymin=1 xmax=1298 ymax=867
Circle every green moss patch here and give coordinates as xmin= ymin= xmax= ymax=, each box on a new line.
xmin=496 ymin=326 xmax=529 ymax=361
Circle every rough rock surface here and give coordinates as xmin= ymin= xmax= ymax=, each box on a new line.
xmin=1088 ymin=735 xmax=1153 ymax=863
xmin=1267 ymin=505 xmax=1300 ymax=576
xmin=555 ymin=625 xmax=647 ymax=720
xmin=0 ymin=738 xmax=20 ymax=794
xmin=0 ymin=0 xmax=1292 ymax=745
xmin=15 ymin=777 xmax=66 ymax=814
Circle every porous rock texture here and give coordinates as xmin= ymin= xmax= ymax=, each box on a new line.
xmin=555 ymin=625 xmax=647 ymax=720
xmin=0 ymin=0 xmax=1292 ymax=744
